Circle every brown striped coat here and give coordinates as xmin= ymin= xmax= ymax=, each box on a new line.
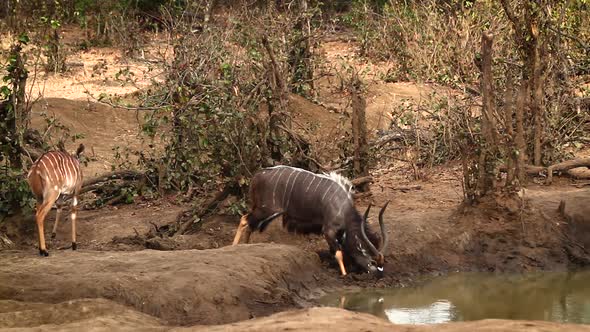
xmin=27 ymin=144 xmax=84 ymax=256
xmin=233 ymin=166 xmax=389 ymax=276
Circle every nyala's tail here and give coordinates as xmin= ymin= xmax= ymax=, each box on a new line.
xmin=75 ymin=143 xmax=85 ymax=158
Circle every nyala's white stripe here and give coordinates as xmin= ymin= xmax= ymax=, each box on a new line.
xmin=266 ymin=165 xmax=353 ymax=199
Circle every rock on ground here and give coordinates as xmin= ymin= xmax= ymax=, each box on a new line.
xmin=559 ymin=189 xmax=590 ymax=249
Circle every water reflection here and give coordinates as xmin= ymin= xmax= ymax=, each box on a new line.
xmin=385 ymin=300 xmax=454 ymax=324
xmin=319 ymin=270 xmax=590 ymax=325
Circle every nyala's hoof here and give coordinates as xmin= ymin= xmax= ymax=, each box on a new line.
xmin=39 ymin=249 xmax=49 ymax=257
xmin=72 ymin=242 xmax=77 ymax=251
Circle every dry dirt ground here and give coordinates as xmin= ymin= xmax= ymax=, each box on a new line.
xmin=2 ymin=28 xmax=590 ymax=330
xmin=4 ymin=303 xmax=590 ymax=332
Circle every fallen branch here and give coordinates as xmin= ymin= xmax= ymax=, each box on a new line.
xmin=352 ymin=192 xmax=372 ymax=199
xmin=571 ymin=182 xmax=590 ymax=188
xmin=546 ymin=158 xmax=590 ymax=185
xmin=82 ymin=170 xmax=143 ymax=188
xmin=104 ymin=193 xmax=128 ymax=206
xmin=499 ymin=159 xmax=590 ymax=183
xmin=351 ymin=176 xmax=373 ymax=188
xmin=370 ymin=132 xmax=405 ymax=148
xmin=393 ymin=185 xmax=422 ymax=192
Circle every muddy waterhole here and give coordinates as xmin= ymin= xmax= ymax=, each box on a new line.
xmin=320 ymin=270 xmax=590 ymax=325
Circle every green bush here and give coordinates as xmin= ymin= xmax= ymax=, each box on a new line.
xmin=0 ymin=166 xmax=34 ymax=218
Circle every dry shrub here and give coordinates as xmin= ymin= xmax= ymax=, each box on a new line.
xmin=126 ymin=2 xmax=323 ymax=195
xmin=344 ymin=1 xmax=515 ymax=85
xmin=363 ymin=0 xmax=589 ymax=174
xmin=380 ymin=91 xmax=478 ymax=168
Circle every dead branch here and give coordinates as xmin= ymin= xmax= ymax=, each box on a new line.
xmin=547 ymin=26 xmax=590 ymax=51
xmin=176 ymin=185 xmax=232 ymax=235
xmin=310 ymin=99 xmax=342 ymax=113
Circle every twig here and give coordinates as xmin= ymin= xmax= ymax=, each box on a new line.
xmin=547 ymin=26 xmax=590 ymax=51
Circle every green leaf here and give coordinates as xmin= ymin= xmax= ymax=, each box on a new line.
xmin=18 ymin=34 xmax=30 ymax=45
xmin=50 ymin=19 xmax=61 ymax=29
xmin=0 ymin=86 xmax=11 ymax=98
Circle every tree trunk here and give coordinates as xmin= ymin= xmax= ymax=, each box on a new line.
xmin=262 ymin=36 xmax=290 ymax=163
xmin=515 ymin=84 xmax=527 ymax=185
xmin=524 ymin=2 xmax=544 ymax=166
xmin=289 ymin=0 xmax=313 ymax=94
xmin=203 ymin=0 xmax=215 ymax=31
xmin=5 ymin=43 xmax=28 ymax=169
xmin=504 ymin=72 xmax=515 ymax=186
xmin=477 ymin=32 xmax=497 ymax=197
xmin=351 ymin=76 xmax=369 ymax=190
xmin=501 ymin=0 xmax=545 ymax=167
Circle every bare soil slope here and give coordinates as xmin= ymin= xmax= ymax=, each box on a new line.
xmin=30 ymin=98 xmax=144 ymax=177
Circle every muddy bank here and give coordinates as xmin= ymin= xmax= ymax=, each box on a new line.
xmin=386 ymin=188 xmax=590 ymax=276
xmin=0 ymin=244 xmax=324 ymax=326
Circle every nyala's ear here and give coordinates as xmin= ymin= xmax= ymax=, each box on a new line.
xmin=75 ymin=144 xmax=85 ymax=158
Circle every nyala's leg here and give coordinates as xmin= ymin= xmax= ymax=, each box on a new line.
xmin=232 ymin=214 xmax=250 ymax=245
